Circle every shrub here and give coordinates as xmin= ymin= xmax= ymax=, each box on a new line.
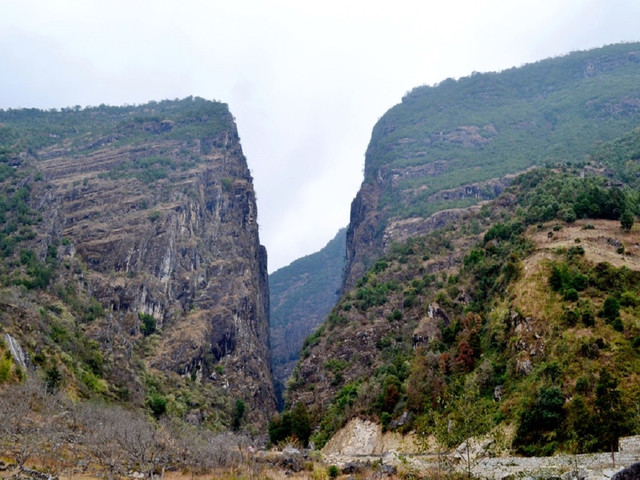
xmin=620 ymin=211 xmax=634 ymax=231
xmin=620 ymin=291 xmax=639 ymax=307
xmin=147 ymin=392 xmax=167 ymax=418
xmin=600 ymin=297 xmax=620 ymax=323
xmin=612 ymin=318 xmax=624 ymax=332
xmin=564 ymin=288 xmax=579 ymax=302
xmin=139 ymin=312 xmax=157 ymax=336
xmin=221 ymin=177 xmax=233 ymax=192
xmin=0 ymin=355 xmax=12 ymax=382
xmin=45 ymin=365 xmax=62 ymax=392
xmin=581 ymin=309 xmax=595 ymax=327
xmin=327 ymin=465 xmax=339 ymax=478
xmin=575 ymin=376 xmax=590 ymax=394
xmin=147 ymin=210 xmax=161 ymax=222
xmin=564 ymin=308 xmax=579 ymax=326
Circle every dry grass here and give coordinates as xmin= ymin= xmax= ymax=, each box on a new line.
xmin=514 ymin=219 xmax=640 ymax=317
xmin=529 ymin=219 xmax=640 ymax=270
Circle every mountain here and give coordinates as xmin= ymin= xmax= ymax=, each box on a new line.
xmin=269 ymin=228 xmax=346 ymax=399
xmin=281 ymin=44 xmax=640 ymax=454
xmin=0 ymin=98 xmax=275 ymax=427
xmin=344 ymin=42 xmax=640 ymax=290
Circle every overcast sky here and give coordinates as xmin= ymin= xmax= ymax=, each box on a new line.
xmin=1 ymin=1 xmax=639 ymax=272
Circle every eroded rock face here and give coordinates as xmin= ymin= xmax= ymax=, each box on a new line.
xmin=10 ymin=99 xmax=275 ymax=425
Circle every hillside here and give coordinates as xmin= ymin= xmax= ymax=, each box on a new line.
xmin=345 ymin=42 xmax=640 ymax=290
xmin=269 ymin=228 xmax=346 ymax=399
xmin=286 ymin=142 xmax=640 ymax=454
xmin=280 ymin=42 xmax=640 ymax=455
xmin=0 ymin=98 xmax=275 ymax=428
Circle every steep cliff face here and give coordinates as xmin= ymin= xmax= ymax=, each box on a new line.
xmin=344 ymin=43 xmax=640 ymax=291
xmin=0 ymin=98 xmax=275 ymax=426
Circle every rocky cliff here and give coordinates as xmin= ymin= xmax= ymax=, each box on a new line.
xmin=0 ymin=98 xmax=275 ymax=426
xmin=344 ymin=42 xmax=640 ymax=291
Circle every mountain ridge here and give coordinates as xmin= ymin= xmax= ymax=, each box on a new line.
xmin=344 ymin=42 xmax=640 ymax=291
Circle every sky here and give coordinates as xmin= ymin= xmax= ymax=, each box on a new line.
xmin=1 ymin=0 xmax=639 ymax=272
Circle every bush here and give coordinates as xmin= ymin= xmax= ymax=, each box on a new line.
xmin=231 ymin=399 xmax=246 ymax=431
xmin=327 ymin=465 xmax=339 ymax=478
xmin=564 ymin=308 xmax=579 ymax=326
xmin=620 ymin=211 xmax=634 ymax=231
xmin=564 ymin=288 xmax=579 ymax=302
xmin=139 ymin=312 xmax=157 ymax=336
xmin=612 ymin=318 xmax=624 ymax=332
xmin=581 ymin=309 xmax=595 ymax=327
xmin=600 ymin=297 xmax=620 ymax=323
xmin=0 ymin=356 xmax=12 ymax=382
xmin=147 ymin=392 xmax=167 ymax=418
xmin=620 ymin=291 xmax=639 ymax=307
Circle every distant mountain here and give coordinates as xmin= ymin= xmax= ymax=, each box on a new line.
xmin=269 ymin=228 xmax=345 ymax=402
xmin=0 ymin=98 xmax=275 ymax=427
xmin=345 ymin=42 xmax=640 ymax=290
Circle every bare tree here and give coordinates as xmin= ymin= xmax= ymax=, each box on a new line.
xmin=117 ymin=410 xmax=170 ymax=480
xmin=0 ymin=379 xmax=58 ymax=471
xmin=77 ymin=402 xmax=127 ymax=479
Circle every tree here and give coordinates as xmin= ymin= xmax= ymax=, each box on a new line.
xmin=620 ymin=211 xmax=634 ymax=231
xmin=78 ymin=403 xmax=127 ymax=479
xmin=0 ymin=379 xmax=58 ymax=470
xmin=595 ymin=369 xmax=628 ymax=466
xmin=428 ymin=385 xmax=495 ymax=479
xmin=514 ymin=386 xmax=565 ymax=456
xmin=290 ymin=402 xmax=312 ymax=446
xmin=231 ymin=399 xmax=246 ymax=431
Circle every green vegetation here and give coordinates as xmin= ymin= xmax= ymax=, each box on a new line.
xmin=268 ymin=402 xmax=312 ymax=446
xmin=231 ymin=399 xmax=246 ymax=431
xmin=138 ymin=312 xmax=157 ymax=336
xmin=0 ymin=97 xmax=234 ymax=155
